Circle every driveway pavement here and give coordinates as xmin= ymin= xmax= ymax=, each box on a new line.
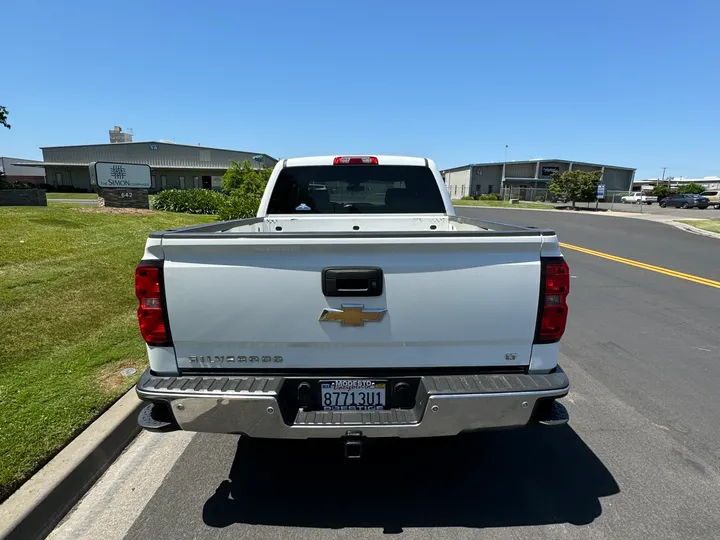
xmin=49 ymin=199 xmax=99 ymax=205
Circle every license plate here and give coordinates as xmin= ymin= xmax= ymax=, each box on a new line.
xmin=320 ymin=380 xmax=387 ymax=411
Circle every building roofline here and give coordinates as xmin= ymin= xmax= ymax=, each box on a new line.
xmin=1 ymin=156 xmax=44 ymax=163
xmin=441 ymin=159 xmax=636 ymax=172
xmin=10 ymin=161 xmax=242 ymax=171
xmin=39 ymin=141 xmax=277 ymax=160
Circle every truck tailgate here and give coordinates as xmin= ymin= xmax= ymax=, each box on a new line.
xmin=160 ymin=236 xmax=543 ymax=370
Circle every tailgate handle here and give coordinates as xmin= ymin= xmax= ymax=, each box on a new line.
xmin=322 ymin=267 xmax=383 ymax=297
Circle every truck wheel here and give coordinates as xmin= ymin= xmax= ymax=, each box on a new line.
xmin=646 ymin=202 xmax=652 ymax=205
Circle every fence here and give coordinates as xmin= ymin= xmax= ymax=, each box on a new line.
xmin=500 ymin=187 xmax=641 ymax=210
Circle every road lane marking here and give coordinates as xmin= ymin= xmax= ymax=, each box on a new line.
xmin=559 ymin=242 xmax=720 ymax=289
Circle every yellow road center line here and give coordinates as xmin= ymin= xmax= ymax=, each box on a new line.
xmin=559 ymin=242 xmax=720 ymax=290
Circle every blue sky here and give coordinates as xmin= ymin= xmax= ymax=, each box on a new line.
xmin=1 ymin=0 xmax=718 ymax=180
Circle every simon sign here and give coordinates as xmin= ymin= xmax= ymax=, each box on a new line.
xmin=90 ymin=162 xmax=151 ymax=188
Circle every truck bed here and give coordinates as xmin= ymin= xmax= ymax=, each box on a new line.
xmin=142 ymin=215 xmax=559 ymax=372
xmin=149 ymin=215 xmax=555 ymax=237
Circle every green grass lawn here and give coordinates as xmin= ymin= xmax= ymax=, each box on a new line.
xmin=453 ymin=199 xmax=552 ymax=210
xmin=45 ymin=192 xmax=99 ymax=200
xmin=677 ymin=219 xmax=720 ymax=234
xmin=0 ymin=205 xmax=215 ymax=501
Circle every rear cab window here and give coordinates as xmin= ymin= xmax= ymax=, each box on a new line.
xmin=266 ymin=165 xmax=446 ymax=214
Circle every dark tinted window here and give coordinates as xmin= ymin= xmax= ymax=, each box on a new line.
xmin=266 ymin=165 xmax=446 ymax=214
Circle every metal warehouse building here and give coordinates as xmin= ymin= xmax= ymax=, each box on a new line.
xmin=0 ymin=157 xmax=46 ymax=184
xmin=442 ymin=159 xmax=636 ymax=200
xmin=13 ymin=138 xmax=277 ymax=193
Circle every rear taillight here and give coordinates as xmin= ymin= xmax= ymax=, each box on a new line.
xmin=333 ymin=156 xmax=379 ymax=165
xmin=534 ymin=257 xmax=570 ymax=344
xmin=135 ymin=261 xmax=171 ymax=346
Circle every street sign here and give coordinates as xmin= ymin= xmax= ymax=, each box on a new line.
xmin=596 ymin=183 xmax=606 ymax=199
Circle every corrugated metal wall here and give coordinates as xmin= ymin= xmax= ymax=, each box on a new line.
xmin=572 ymin=164 xmax=602 ymax=173
xmin=471 ymin=165 xmax=503 ymax=194
xmin=444 ymin=168 xmax=471 ymax=199
xmin=45 ymin=166 xmax=242 ymax=192
xmin=42 ymin=143 xmax=277 ymax=170
xmin=504 ymin=162 xmax=537 ymax=178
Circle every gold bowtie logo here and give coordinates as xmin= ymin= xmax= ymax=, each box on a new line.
xmin=319 ymin=304 xmax=387 ymax=327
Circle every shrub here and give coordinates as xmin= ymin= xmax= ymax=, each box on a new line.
xmin=222 ymin=160 xmax=271 ymax=196
xmin=535 ymin=195 xmax=546 ymax=202
xmin=677 ymin=182 xmax=706 ymax=195
xmin=217 ymin=193 xmax=262 ymax=220
xmin=0 ymin=180 xmax=35 ymax=190
xmin=652 ymin=185 xmax=671 ymax=198
xmin=461 ymin=195 xmax=475 ymax=200
xmin=478 ymin=193 xmax=501 ymax=201
xmin=54 ymin=184 xmax=88 ymax=193
xmin=152 ymin=189 xmax=226 ymax=214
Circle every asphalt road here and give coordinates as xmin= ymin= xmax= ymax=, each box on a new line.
xmin=49 ymin=209 xmax=720 ymax=540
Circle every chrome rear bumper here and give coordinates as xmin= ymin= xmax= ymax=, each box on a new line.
xmin=136 ymin=368 xmax=569 ymax=438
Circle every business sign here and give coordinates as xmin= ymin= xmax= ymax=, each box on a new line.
xmin=596 ymin=183 xmax=606 ymax=199
xmin=91 ymin=162 xmax=151 ymax=188
xmin=541 ymin=166 xmax=560 ymax=177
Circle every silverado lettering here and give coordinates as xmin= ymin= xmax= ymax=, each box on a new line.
xmin=188 ymin=356 xmax=283 ymax=363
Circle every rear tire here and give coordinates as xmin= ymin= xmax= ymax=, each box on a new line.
xmin=681 ymin=203 xmax=689 ymax=209
xmin=714 ymin=204 xmax=720 ymax=209
xmin=660 ymin=202 xmax=667 ymax=208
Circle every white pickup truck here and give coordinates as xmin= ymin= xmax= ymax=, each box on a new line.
xmin=621 ymin=192 xmax=658 ymax=204
xmin=135 ymin=155 xmax=570 ymax=457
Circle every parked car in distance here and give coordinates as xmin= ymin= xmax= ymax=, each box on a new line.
xmin=659 ymin=193 xmax=710 ymax=209
xmin=621 ymin=192 xmax=658 ymax=204
xmin=698 ymin=190 xmax=720 ymax=209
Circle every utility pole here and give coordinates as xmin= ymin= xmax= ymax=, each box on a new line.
xmin=661 ymin=167 xmax=667 ymax=189
xmin=502 ymin=145 xmax=508 ymax=200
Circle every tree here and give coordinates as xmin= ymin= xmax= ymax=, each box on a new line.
xmin=221 ymin=160 xmax=271 ymax=196
xmin=652 ymin=184 xmax=671 ymax=198
xmin=548 ymin=170 xmax=602 ymax=208
xmin=0 ymin=105 xmax=9 ymax=129
xmin=677 ymin=182 xmax=706 ymax=195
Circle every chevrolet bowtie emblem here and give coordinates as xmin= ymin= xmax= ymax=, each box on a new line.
xmin=319 ymin=304 xmax=387 ymax=327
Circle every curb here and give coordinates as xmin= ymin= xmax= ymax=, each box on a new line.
xmin=0 ymin=389 xmax=143 ymax=540
xmin=665 ymin=220 xmax=720 ymax=240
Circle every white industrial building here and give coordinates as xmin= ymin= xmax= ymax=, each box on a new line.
xmin=441 ymin=159 xmax=635 ymax=200
xmin=632 ymin=176 xmax=720 ymax=192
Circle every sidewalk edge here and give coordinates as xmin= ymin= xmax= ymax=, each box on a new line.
xmin=0 ymin=389 xmax=143 ymax=540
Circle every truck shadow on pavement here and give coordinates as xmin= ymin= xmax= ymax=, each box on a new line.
xmin=202 ymin=426 xmax=619 ymax=533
